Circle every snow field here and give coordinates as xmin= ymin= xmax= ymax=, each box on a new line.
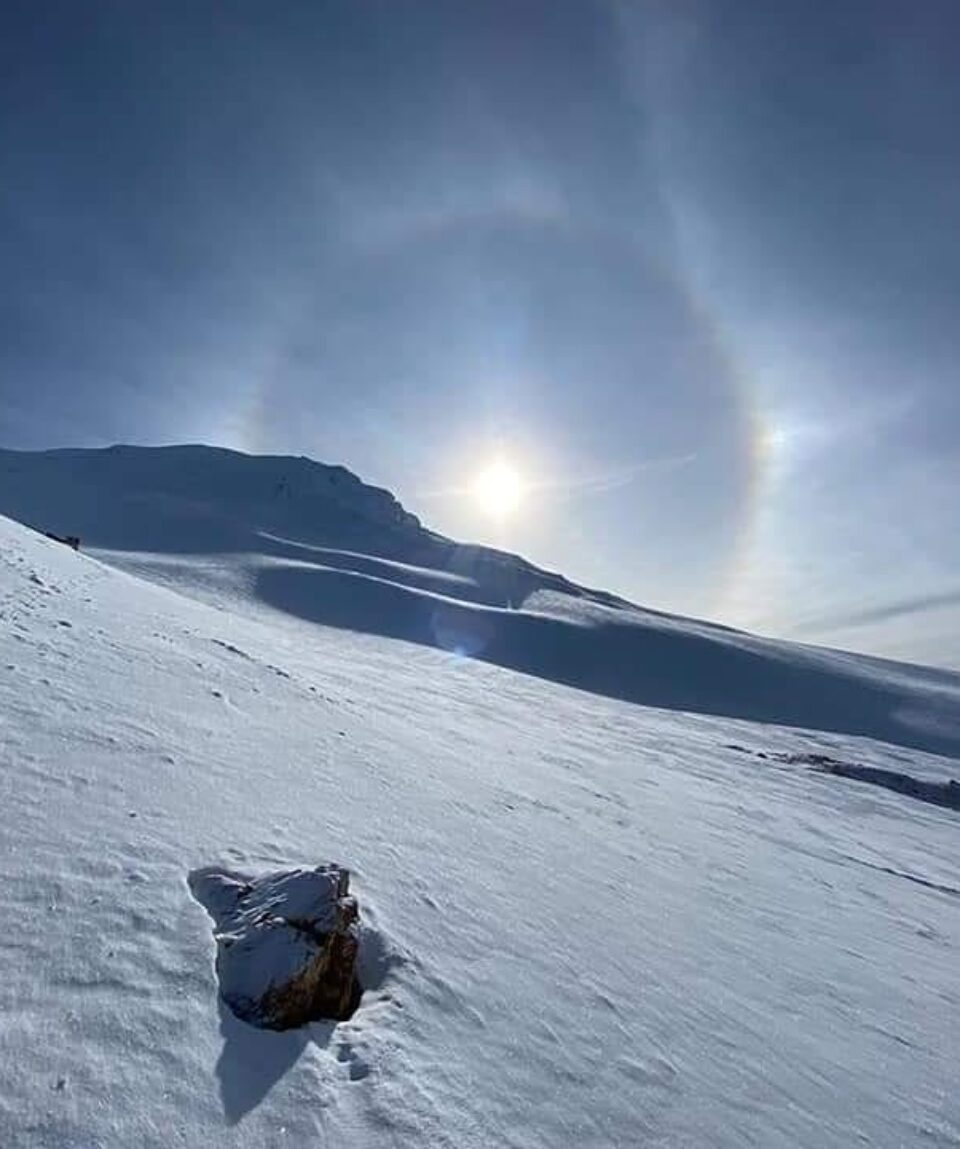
xmin=0 ymin=515 xmax=958 ymax=1147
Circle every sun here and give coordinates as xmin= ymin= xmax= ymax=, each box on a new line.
xmin=471 ymin=459 xmax=524 ymax=519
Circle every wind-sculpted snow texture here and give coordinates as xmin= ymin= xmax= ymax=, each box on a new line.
xmin=1 ymin=444 xmax=959 ymax=760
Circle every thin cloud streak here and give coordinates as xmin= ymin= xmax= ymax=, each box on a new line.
xmin=413 ymin=452 xmax=696 ymax=504
xmin=797 ymin=589 xmax=960 ymax=634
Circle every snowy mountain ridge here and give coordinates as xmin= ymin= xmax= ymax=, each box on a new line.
xmin=1 ymin=442 xmax=959 ymax=761
xmin=0 ymin=443 xmax=423 ymax=546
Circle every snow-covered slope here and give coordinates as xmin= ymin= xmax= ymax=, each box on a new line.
xmin=2 ymin=443 xmax=959 ymax=761
xmin=1 ymin=499 xmax=959 ymax=1144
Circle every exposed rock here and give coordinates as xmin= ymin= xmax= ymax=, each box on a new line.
xmin=189 ymin=864 xmax=361 ymax=1030
xmin=43 ymin=531 xmax=80 ymax=550
xmin=773 ymin=751 xmax=960 ymax=813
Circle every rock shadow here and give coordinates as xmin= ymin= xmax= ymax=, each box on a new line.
xmin=189 ymin=865 xmax=340 ymax=1122
xmin=215 ymin=999 xmax=334 ymax=1125
xmin=189 ymin=865 xmax=403 ymax=1123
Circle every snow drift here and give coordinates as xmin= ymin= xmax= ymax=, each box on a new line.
xmin=1 ymin=443 xmax=959 ymax=760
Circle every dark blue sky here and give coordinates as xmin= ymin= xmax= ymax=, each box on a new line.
xmin=2 ymin=1 xmax=959 ymax=666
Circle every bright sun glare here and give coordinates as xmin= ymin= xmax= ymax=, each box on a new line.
xmin=471 ymin=459 xmax=524 ymax=519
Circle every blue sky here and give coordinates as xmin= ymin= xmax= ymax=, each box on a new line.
xmin=2 ymin=1 xmax=959 ymax=667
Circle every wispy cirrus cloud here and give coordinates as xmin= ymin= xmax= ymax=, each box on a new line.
xmin=412 ymin=451 xmax=696 ymax=503
xmin=797 ymin=589 xmax=960 ymax=634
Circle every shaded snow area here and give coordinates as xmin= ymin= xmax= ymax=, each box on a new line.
xmin=1 ymin=509 xmax=959 ymax=1147
xmin=2 ymin=444 xmax=960 ymax=763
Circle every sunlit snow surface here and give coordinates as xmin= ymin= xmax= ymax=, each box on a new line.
xmin=1 ymin=513 xmax=958 ymax=1147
